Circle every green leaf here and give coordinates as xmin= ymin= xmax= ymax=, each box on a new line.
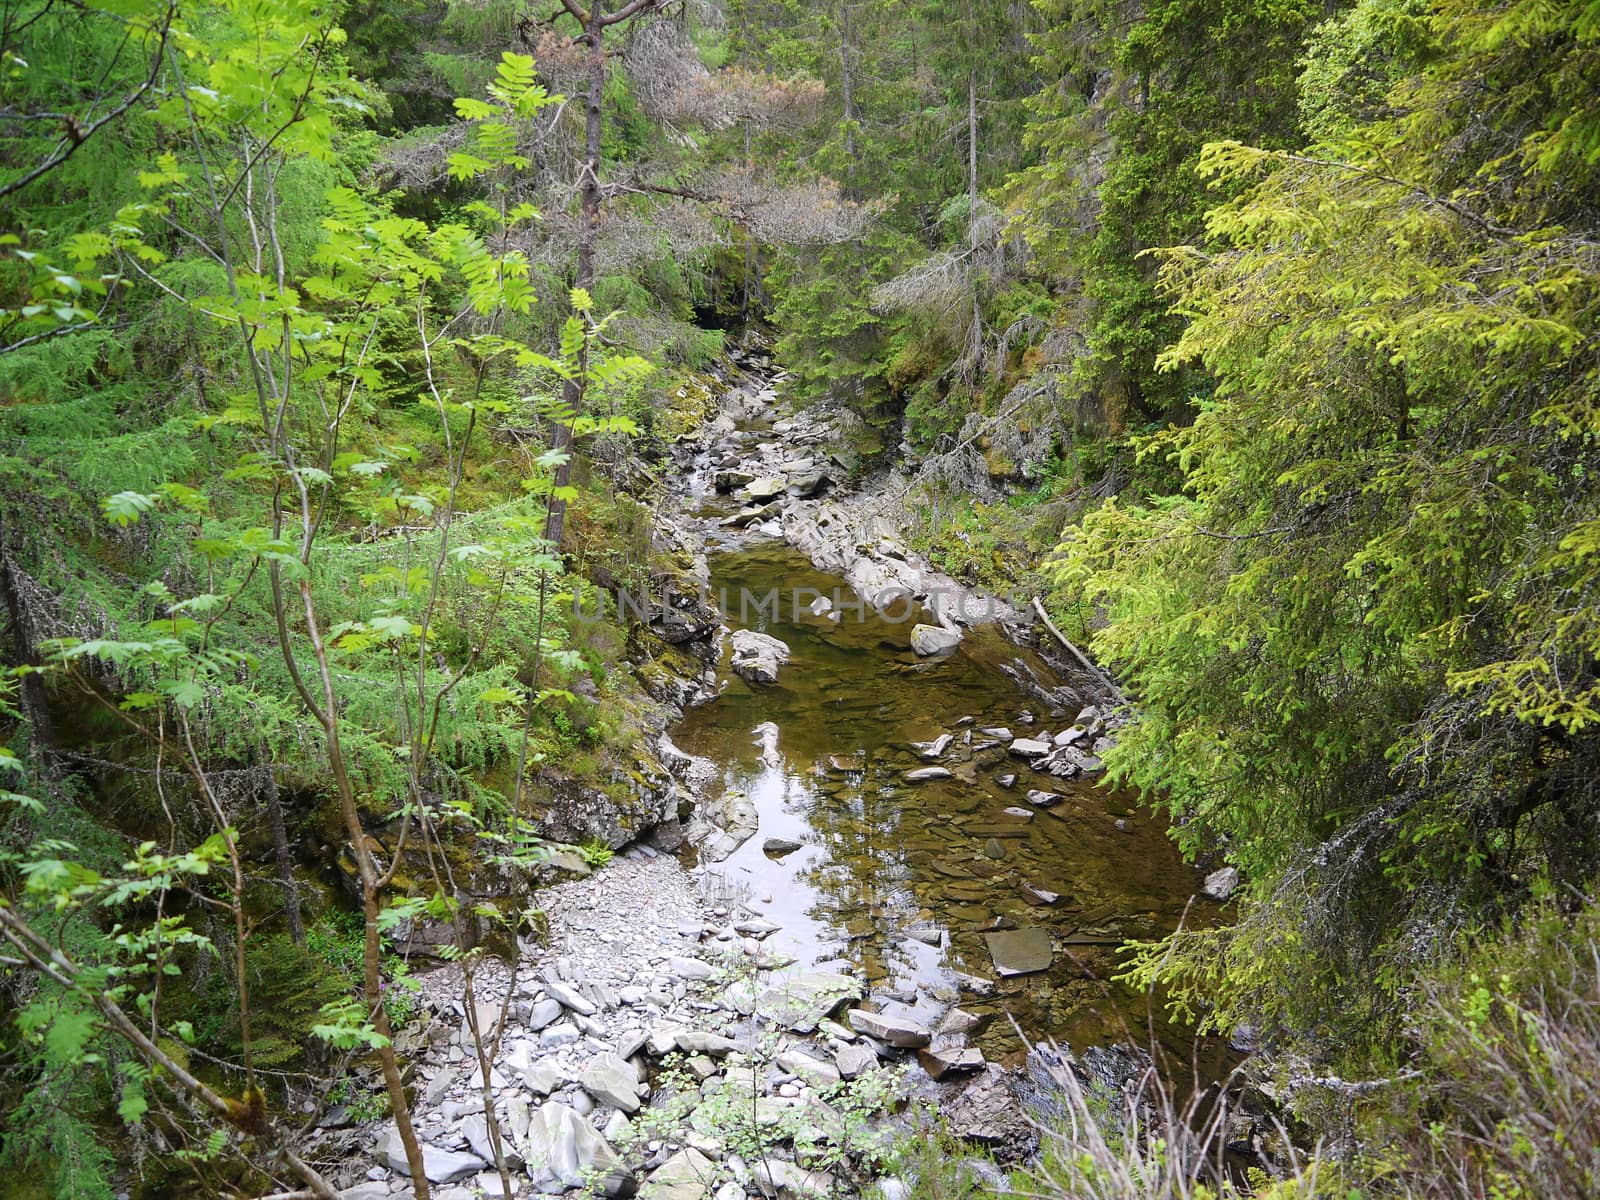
xmin=102 ymin=491 xmax=159 ymax=527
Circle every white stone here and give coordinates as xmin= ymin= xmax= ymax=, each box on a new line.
xmin=909 ymin=623 xmax=963 ymax=656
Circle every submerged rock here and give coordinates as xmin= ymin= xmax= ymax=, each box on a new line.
xmin=752 ymin=720 xmax=782 ymax=767
xmin=984 ymin=927 xmax=1053 ymax=976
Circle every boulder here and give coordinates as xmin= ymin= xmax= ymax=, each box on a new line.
xmin=776 ymin=1049 xmax=842 ymax=1087
xmin=730 ymin=630 xmax=791 ymax=686
xmin=656 ymin=600 xmax=719 ymax=645
xmin=1024 ymin=789 xmax=1063 ymax=808
xmin=462 ymin=1113 xmax=524 ymax=1171
xmin=726 ymin=502 xmax=780 ymax=528
xmin=835 ymin=1040 xmax=880 ymax=1079
xmin=763 ymin=836 xmax=804 ymax=856
xmin=731 ymin=970 xmax=863 ymax=1031
xmin=675 ymin=1029 xmax=739 ymax=1056
xmin=580 ymin=1053 xmax=642 ymax=1113
xmin=904 ymin=766 xmax=953 ymax=782
xmin=786 ymin=470 xmax=831 ymax=498
xmin=1202 ymin=866 xmax=1240 ymax=902
xmin=1009 ymin=738 xmax=1052 ymax=758
xmin=743 ymin=476 xmax=787 ymax=502
xmin=641 ymin=1148 xmax=717 ymax=1200
xmin=542 ymin=976 xmax=598 ymax=1017
xmin=940 ymin=1066 xmax=1036 ymax=1159
xmin=669 ymin=955 xmax=717 ymax=981
xmin=754 ymin=1160 xmax=835 ymax=1200
xmin=524 ymin=997 xmax=564 ymax=1030
xmin=934 ymin=1008 xmax=987 ymax=1038
xmin=910 ymin=623 xmax=963 ymax=656
xmin=522 ymin=1101 xmax=632 ymax=1196
xmin=846 ymin=1008 xmax=932 ymax=1048
xmin=505 ymin=1045 xmax=565 ymax=1095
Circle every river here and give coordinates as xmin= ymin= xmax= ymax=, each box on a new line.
xmin=664 ymin=358 xmax=1231 ymax=1077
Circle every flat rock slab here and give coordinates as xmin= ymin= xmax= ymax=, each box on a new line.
xmin=846 ymin=1007 xmax=931 ymax=1048
xmin=984 ymin=927 xmax=1053 ymax=976
xmin=905 ymin=766 xmax=954 ymax=781
xmin=376 ymin=1127 xmax=486 ymax=1184
xmin=919 ymin=1045 xmax=986 ymax=1079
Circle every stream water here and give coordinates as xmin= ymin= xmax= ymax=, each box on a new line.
xmin=667 ymin=387 xmax=1229 ymax=1074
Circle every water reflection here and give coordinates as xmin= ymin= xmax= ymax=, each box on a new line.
xmin=673 ymin=544 xmax=1225 ymax=1070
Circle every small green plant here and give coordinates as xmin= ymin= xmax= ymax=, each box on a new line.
xmin=327 ymin=1077 xmax=390 ymax=1124
xmin=576 ymin=839 xmax=614 ymax=868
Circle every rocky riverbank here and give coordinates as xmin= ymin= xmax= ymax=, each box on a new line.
xmin=323 ymin=848 xmax=1098 ymax=1199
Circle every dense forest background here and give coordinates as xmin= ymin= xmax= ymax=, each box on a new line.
xmin=1 ymin=0 xmax=1597 ymax=1196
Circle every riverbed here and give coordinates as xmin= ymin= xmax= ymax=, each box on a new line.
xmin=665 ymin=364 xmax=1229 ymax=1075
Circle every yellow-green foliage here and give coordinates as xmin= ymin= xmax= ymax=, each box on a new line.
xmin=1058 ymin=0 xmax=1600 ymax=1066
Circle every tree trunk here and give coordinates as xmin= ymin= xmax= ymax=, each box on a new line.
xmin=263 ymin=765 xmax=305 ymax=944
xmin=967 ymin=64 xmax=982 ymax=370
xmin=967 ymin=66 xmax=979 ymax=215
xmin=838 ymin=3 xmax=856 ymax=183
xmin=299 ymin=577 xmax=431 ymax=1197
xmin=544 ymin=3 xmax=607 ymax=551
xmin=0 ymin=537 xmax=56 ymax=767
